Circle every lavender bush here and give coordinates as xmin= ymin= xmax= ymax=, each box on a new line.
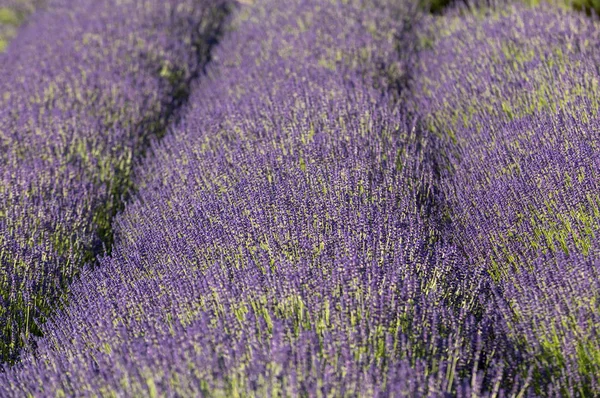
xmin=0 ymin=0 xmax=513 ymax=395
xmin=1 ymin=0 xmax=600 ymax=395
xmin=411 ymin=3 xmax=600 ymax=394
xmin=0 ymin=0 xmax=229 ymax=363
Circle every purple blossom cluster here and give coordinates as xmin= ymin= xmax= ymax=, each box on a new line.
xmin=411 ymin=3 xmax=600 ymax=395
xmin=0 ymin=0 xmax=509 ymax=395
xmin=2 ymin=0 xmax=600 ymax=396
xmin=0 ymin=0 xmax=228 ymax=363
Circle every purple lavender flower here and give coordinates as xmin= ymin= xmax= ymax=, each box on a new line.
xmin=0 ymin=0 xmax=502 ymax=395
xmin=411 ymin=3 xmax=600 ymax=394
xmin=0 ymin=0 xmax=229 ymax=363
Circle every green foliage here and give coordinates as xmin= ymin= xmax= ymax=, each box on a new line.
xmin=422 ymin=0 xmax=456 ymax=13
xmin=0 ymin=8 xmax=21 ymax=26
xmin=570 ymin=0 xmax=600 ymax=15
xmin=421 ymin=0 xmax=600 ymax=16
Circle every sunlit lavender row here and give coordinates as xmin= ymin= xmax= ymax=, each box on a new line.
xmin=0 ymin=0 xmax=514 ymax=395
xmin=2 ymin=0 xmax=600 ymax=396
xmin=0 ymin=0 xmax=228 ymax=364
xmin=411 ymin=3 xmax=600 ymax=395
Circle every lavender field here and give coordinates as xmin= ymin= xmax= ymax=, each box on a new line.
xmin=0 ymin=0 xmax=599 ymax=396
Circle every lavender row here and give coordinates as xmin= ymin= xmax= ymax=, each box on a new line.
xmin=411 ymin=3 xmax=600 ymax=394
xmin=3 ymin=110 xmax=497 ymax=396
xmin=1 ymin=0 xmax=512 ymax=395
xmin=0 ymin=0 xmax=229 ymax=364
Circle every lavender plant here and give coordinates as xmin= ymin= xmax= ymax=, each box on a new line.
xmin=0 ymin=0 xmax=229 ymax=364
xmin=1 ymin=0 xmax=509 ymax=395
xmin=3 ymin=0 xmax=600 ymax=394
xmin=411 ymin=3 xmax=600 ymax=394
xmin=413 ymin=4 xmax=600 ymax=140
